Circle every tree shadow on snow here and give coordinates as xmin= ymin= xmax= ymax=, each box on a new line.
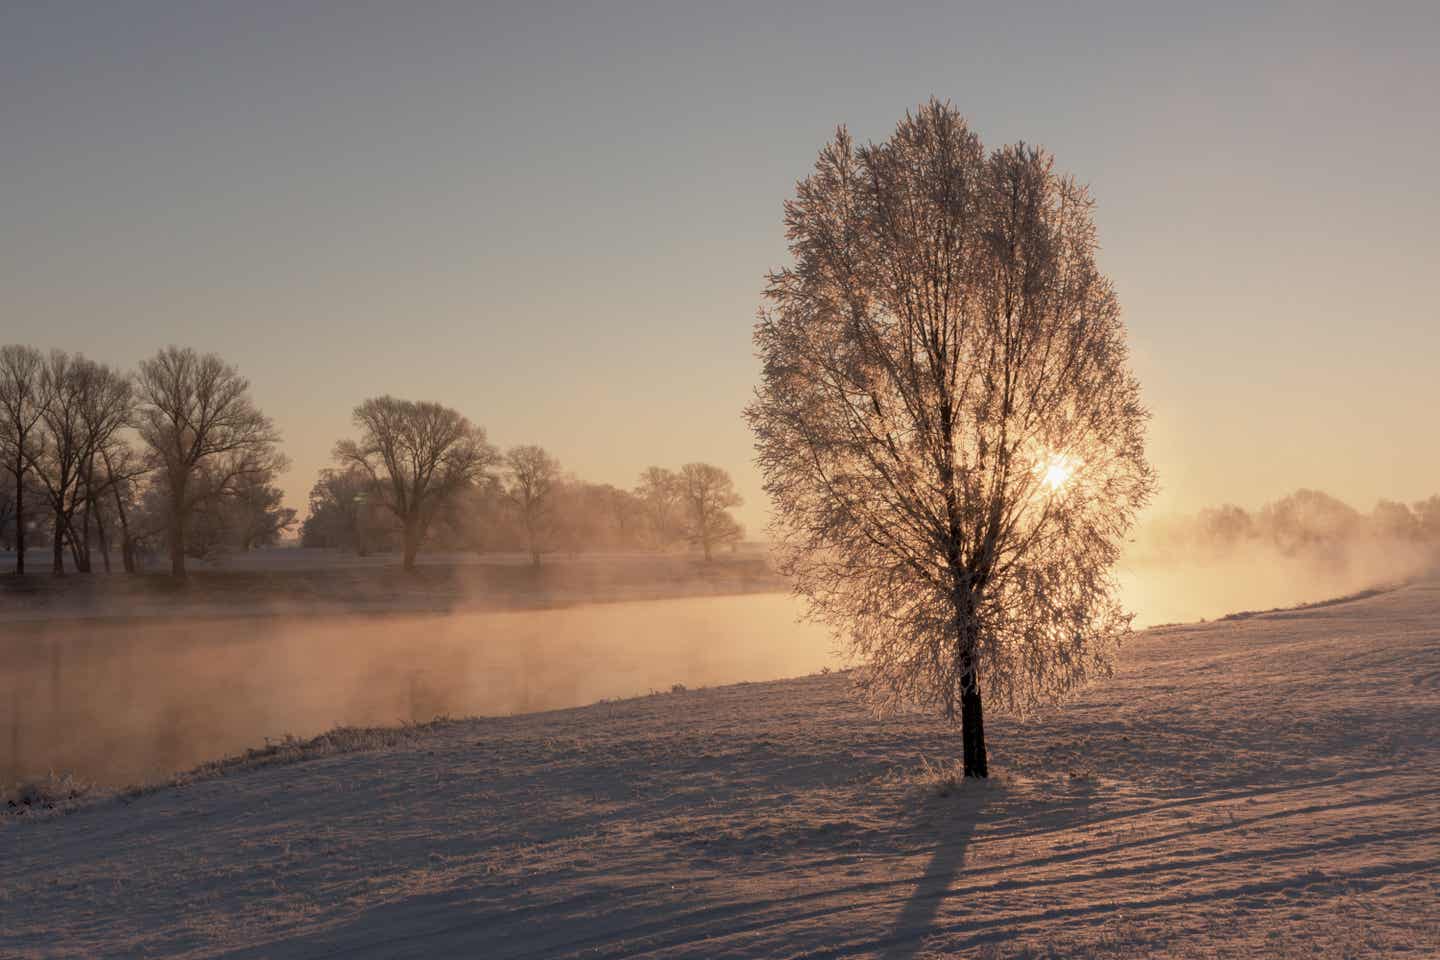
xmin=881 ymin=777 xmax=1007 ymax=960
xmin=882 ymin=775 xmax=1099 ymax=959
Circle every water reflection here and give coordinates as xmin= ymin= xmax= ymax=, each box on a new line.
xmin=2 ymin=594 xmax=836 ymax=787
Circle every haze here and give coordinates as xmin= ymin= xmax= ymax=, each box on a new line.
xmin=3 ymin=2 xmax=1437 ymax=534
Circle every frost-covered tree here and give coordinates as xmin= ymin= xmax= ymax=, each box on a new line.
xmin=678 ymin=462 xmax=743 ymax=561
xmin=747 ymin=101 xmax=1155 ymax=777
xmin=505 ymin=444 xmax=561 ymax=567
xmin=335 ymin=396 xmax=496 ymax=571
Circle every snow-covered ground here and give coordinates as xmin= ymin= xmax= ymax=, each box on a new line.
xmin=4 ymin=580 xmax=1438 ymax=958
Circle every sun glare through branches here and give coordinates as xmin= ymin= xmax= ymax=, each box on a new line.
xmin=1038 ymin=453 xmax=1079 ymax=492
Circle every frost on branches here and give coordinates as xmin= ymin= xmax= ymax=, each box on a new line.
xmin=747 ymin=100 xmax=1156 ymax=776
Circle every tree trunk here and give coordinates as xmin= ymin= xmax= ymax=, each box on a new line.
xmin=960 ymin=666 xmax=988 ymax=778
xmin=524 ymin=514 xmax=541 ymax=568
xmin=13 ymin=455 xmax=24 ymax=575
xmin=95 ymin=507 xmax=111 ymax=574
xmin=78 ymin=488 xmax=92 ymax=573
xmin=169 ymin=500 xmax=187 ymax=578
xmin=401 ymin=519 xmax=420 ymax=571
xmin=51 ymin=509 xmax=65 ymax=575
xmin=107 ymin=472 xmax=135 ymax=574
xmin=68 ymin=521 xmax=84 ymax=572
xmin=69 ymin=508 xmax=90 ymax=574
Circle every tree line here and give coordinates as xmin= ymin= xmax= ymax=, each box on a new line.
xmin=0 ymin=345 xmax=744 ymax=578
xmin=304 ymin=395 xmax=744 ymax=569
xmin=1136 ymin=488 xmax=1440 ymax=561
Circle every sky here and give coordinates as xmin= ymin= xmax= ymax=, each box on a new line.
xmin=2 ymin=1 xmax=1437 ymax=535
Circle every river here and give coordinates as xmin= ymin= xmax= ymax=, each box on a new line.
xmin=2 ymin=594 xmax=837 ymax=787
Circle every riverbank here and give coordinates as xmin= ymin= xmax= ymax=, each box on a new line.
xmin=0 ymin=549 xmax=787 ymax=624
xmin=5 ymin=580 xmax=1438 ymax=957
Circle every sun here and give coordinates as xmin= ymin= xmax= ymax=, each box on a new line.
xmin=1039 ymin=453 xmax=1077 ymax=492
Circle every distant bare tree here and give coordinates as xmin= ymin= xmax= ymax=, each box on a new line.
xmin=449 ymin=474 xmax=513 ymax=555
xmin=1196 ymin=504 xmax=1256 ymax=551
xmin=301 ymin=466 xmax=382 ymax=552
xmin=505 ymin=445 xmax=560 ymax=567
xmin=72 ymin=358 xmax=133 ymax=572
xmin=229 ymin=461 xmax=297 ymax=551
xmin=550 ymin=476 xmax=590 ymax=558
xmin=96 ymin=442 xmax=149 ymax=573
xmin=677 ymin=462 xmax=743 ymax=561
xmin=136 ymin=346 xmax=281 ymax=578
xmin=28 ymin=352 xmax=131 ymax=574
xmin=187 ymin=453 xmax=295 ymax=555
xmin=597 ymin=483 xmax=644 ymax=548
xmin=748 ymin=102 xmax=1155 ymax=777
xmin=31 ymin=351 xmax=89 ymax=573
xmin=0 ymin=345 xmax=49 ymax=574
xmin=1417 ymin=495 xmax=1440 ymax=546
xmin=1369 ymin=500 xmax=1420 ymax=543
xmin=635 ymin=466 xmax=682 ymax=549
xmin=335 ymin=396 xmax=496 ymax=570
xmin=1256 ymin=489 xmax=1360 ymax=556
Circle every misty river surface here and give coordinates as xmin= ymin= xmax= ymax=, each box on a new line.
xmin=2 ymin=594 xmax=838 ymax=788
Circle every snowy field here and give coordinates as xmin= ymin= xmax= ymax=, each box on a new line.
xmin=4 ymin=580 xmax=1439 ymax=958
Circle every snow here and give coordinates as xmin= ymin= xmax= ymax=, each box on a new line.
xmin=4 ymin=580 xmax=1439 ymax=958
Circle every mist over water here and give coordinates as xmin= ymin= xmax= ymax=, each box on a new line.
xmin=1117 ymin=544 xmax=1432 ymax=628
xmin=6 ymin=514 xmax=1434 ymax=789
xmin=2 ymin=594 xmax=837 ymax=788
xmin=1120 ymin=491 xmax=1440 ymax=626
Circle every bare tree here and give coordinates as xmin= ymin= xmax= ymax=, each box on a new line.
xmin=1417 ymin=495 xmax=1440 ymax=546
xmin=635 ymin=466 xmax=683 ymax=549
xmin=187 ymin=452 xmax=295 ymax=555
xmin=96 ymin=442 xmax=149 ymax=573
xmin=597 ymin=483 xmax=644 ymax=548
xmin=677 ymin=462 xmax=743 ymax=561
xmin=335 ymin=396 xmax=496 ymax=571
xmin=747 ymin=102 xmax=1155 ymax=778
xmin=505 ymin=445 xmax=560 ymax=567
xmin=0 ymin=345 xmax=49 ymax=574
xmin=230 ymin=461 xmax=297 ymax=551
xmin=302 ymin=466 xmax=389 ymax=553
xmin=72 ymin=358 xmax=133 ymax=572
xmin=136 ymin=346 xmax=281 ymax=578
xmin=29 ymin=351 xmax=94 ymax=574
xmin=22 ymin=352 xmax=134 ymax=574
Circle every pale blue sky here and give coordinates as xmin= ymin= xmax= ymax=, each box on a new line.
xmin=3 ymin=1 xmax=1437 ymax=531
